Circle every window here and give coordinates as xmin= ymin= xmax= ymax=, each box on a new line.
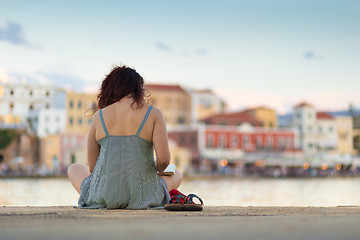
xmin=190 ymin=136 xmax=196 ymax=145
xmin=10 ymin=89 xmax=14 ymax=95
xmin=78 ymin=118 xmax=83 ymax=125
xmin=256 ymin=136 xmax=262 ymax=147
xmin=206 ymin=135 xmax=214 ymax=148
xmin=29 ymin=90 xmax=33 ymax=96
xmin=46 ymin=90 xmax=50 ymax=96
xmin=308 ymin=113 xmax=312 ymax=119
xmin=308 ymin=126 xmax=312 ymax=132
xmin=71 ymin=154 xmax=76 ymax=164
xmin=46 ymin=104 xmax=50 ymax=109
xmin=218 ymin=135 xmax=226 ymax=148
xmin=29 ymin=105 xmax=34 ymax=110
xmin=242 ymin=135 xmax=250 ymax=148
xmin=297 ymin=113 xmax=301 ymax=119
xmin=230 ymin=135 xmax=238 ymax=148
xmin=277 ymin=137 xmax=284 ymax=148
xmin=69 ymin=117 xmax=73 ymax=125
xmin=179 ymin=135 xmax=186 ymax=146
xmin=318 ymin=127 xmax=322 ymax=133
xmin=9 ymin=103 xmax=14 ymax=111
xmin=328 ymin=127 xmax=333 ymax=132
xmin=69 ymin=101 xmax=74 ymax=109
xmin=78 ymin=101 xmax=82 ymax=109
xmin=177 ymin=117 xmax=185 ymax=124
xmin=266 ymin=136 xmax=273 ymax=148
xmin=199 ymin=98 xmax=212 ymax=109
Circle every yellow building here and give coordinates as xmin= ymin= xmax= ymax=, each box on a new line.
xmin=335 ymin=116 xmax=353 ymax=155
xmin=40 ymin=135 xmax=61 ymax=173
xmin=242 ymin=106 xmax=277 ymax=128
xmin=145 ymin=84 xmax=192 ymax=127
xmin=66 ymin=91 xmax=97 ymax=133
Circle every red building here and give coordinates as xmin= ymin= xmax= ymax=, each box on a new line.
xmin=201 ymin=123 xmax=298 ymax=152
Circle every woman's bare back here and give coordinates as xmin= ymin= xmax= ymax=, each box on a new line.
xmin=95 ymin=98 xmax=155 ymax=143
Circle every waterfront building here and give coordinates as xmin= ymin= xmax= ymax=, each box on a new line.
xmin=168 ymin=139 xmax=192 ymax=175
xmin=242 ymin=106 xmax=278 ymax=128
xmin=40 ymin=134 xmax=61 ymax=174
xmin=168 ymin=123 xmax=298 ymax=173
xmin=292 ymin=102 xmax=337 ymax=153
xmin=145 ymin=84 xmax=192 ymax=127
xmin=0 ymin=81 xmax=65 ymax=124
xmin=28 ymin=109 xmax=66 ymax=138
xmin=335 ymin=116 xmax=353 ymax=155
xmin=168 ymin=127 xmax=200 ymax=171
xmin=59 ymin=132 xmax=87 ymax=171
xmin=199 ymin=123 xmax=297 ymax=154
xmin=0 ymin=127 xmax=39 ymax=173
xmin=65 ymin=91 xmax=97 ymax=133
xmin=189 ymin=89 xmax=226 ymax=125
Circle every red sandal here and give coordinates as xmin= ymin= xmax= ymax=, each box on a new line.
xmin=164 ymin=189 xmax=203 ymax=211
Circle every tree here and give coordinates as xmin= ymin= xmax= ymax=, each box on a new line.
xmin=0 ymin=129 xmax=18 ymax=150
xmin=354 ymin=135 xmax=360 ymax=154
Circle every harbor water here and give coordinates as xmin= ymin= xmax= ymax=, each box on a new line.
xmin=1 ymin=177 xmax=360 ymax=207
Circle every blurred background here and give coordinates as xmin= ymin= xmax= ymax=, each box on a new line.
xmin=0 ymin=0 xmax=359 ymax=206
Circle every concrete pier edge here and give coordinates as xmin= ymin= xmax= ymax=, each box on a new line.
xmin=1 ymin=206 xmax=360 ymax=240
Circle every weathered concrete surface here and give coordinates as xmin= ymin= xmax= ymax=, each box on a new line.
xmin=1 ymin=206 xmax=360 ymax=240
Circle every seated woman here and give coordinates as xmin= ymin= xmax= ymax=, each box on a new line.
xmin=67 ymin=65 xmax=182 ymax=209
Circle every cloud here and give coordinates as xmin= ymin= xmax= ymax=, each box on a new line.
xmin=196 ymin=48 xmax=208 ymax=56
xmin=0 ymin=21 xmax=40 ymax=49
xmin=155 ymin=42 xmax=209 ymax=57
xmin=155 ymin=42 xmax=171 ymax=52
xmin=304 ymin=50 xmax=322 ymax=60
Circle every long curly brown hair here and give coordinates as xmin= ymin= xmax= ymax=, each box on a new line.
xmin=97 ymin=66 xmax=149 ymax=109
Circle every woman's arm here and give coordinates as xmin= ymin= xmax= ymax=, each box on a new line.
xmin=152 ymin=108 xmax=170 ymax=172
xmin=87 ymin=111 xmax=100 ymax=173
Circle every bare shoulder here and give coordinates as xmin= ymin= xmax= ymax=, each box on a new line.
xmin=91 ymin=110 xmax=100 ymax=125
xmin=150 ymin=106 xmax=164 ymax=120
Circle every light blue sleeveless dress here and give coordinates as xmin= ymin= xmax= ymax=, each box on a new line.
xmin=78 ymin=105 xmax=171 ymax=209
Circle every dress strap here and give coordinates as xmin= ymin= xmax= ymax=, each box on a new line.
xmin=99 ymin=109 xmax=109 ymax=136
xmin=136 ymin=105 xmax=154 ymax=136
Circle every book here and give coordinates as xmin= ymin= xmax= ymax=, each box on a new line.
xmin=158 ymin=164 xmax=176 ymax=176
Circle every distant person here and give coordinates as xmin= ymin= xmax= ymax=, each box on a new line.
xmin=67 ymin=65 xmax=202 ymax=210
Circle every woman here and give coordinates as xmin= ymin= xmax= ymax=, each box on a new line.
xmin=67 ymin=65 xmax=183 ymax=209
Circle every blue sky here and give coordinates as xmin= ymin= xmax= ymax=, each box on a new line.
xmin=0 ymin=0 xmax=359 ymax=113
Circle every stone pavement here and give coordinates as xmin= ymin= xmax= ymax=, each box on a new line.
xmin=1 ymin=206 xmax=360 ymax=240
